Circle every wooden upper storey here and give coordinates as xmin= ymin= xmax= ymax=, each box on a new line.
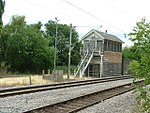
xmin=81 ymin=29 xmax=123 ymax=55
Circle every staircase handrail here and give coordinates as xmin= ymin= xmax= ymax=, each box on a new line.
xmin=80 ymin=51 xmax=93 ymax=76
xmin=74 ymin=41 xmax=93 ymax=77
xmin=74 ymin=49 xmax=89 ymax=76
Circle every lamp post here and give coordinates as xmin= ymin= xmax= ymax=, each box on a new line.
xmin=54 ymin=17 xmax=59 ymax=75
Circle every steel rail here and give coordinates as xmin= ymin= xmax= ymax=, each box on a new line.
xmin=23 ymin=80 xmax=144 ymax=113
xmin=0 ymin=75 xmax=133 ymax=97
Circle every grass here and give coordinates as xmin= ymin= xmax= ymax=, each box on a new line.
xmin=0 ymin=74 xmax=93 ymax=88
xmin=130 ymin=102 xmax=149 ymax=113
xmin=0 ymin=75 xmax=54 ymax=87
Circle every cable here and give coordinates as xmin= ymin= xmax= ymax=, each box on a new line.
xmin=3 ymin=14 xmax=38 ymax=25
xmin=76 ymin=25 xmax=102 ymax=28
xmin=23 ymin=0 xmax=74 ymax=22
xmin=3 ymin=14 xmax=11 ymax=18
xmin=103 ymin=0 xmax=126 ymax=16
xmin=63 ymin=0 xmax=126 ymax=33
xmin=5 ymin=0 xmax=128 ymax=39
xmin=22 ymin=0 xmax=105 ymax=31
xmin=24 ymin=0 xmax=126 ymax=35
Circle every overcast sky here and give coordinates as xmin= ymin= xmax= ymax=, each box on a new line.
xmin=3 ymin=0 xmax=150 ymax=46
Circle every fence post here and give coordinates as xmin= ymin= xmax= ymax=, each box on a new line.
xmin=29 ymin=75 xmax=32 ymax=85
xmin=42 ymin=70 xmax=45 ymax=75
xmin=48 ymin=69 xmax=50 ymax=75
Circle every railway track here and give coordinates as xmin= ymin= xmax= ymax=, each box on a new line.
xmin=23 ymin=80 xmax=144 ymax=113
xmin=0 ymin=76 xmax=133 ymax=97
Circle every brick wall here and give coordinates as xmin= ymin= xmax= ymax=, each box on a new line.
xmin=103 ymin=51 xmax=122 ymax=76
xmin=103 ymin=51 xmax=122 ymax=63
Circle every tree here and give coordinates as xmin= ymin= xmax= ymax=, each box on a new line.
xmin=122 ymin=46 xmax=141 ymax=61
xmin=0 ymin=0 xmax=5 ymax=25
xmin=45 ymin=20 xmax=82 ymax=67
xmin=129 ymin=18 xmax=150 ymax=112
xmin=1 ymin=16 xmax=54 ymax=73
xmin=0 ymin=0 xmax=5 ymax=61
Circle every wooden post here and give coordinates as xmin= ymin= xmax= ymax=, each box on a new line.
xmin=48 ymin=69 xmax=50 ymax=75
xmin=107 ymin=41 xmax=109 ymax=51
xmin=100 ymin=55 xmax=103 ymax=78
xmin=93 ymin=64 xmax=94 ymax=77
xmin=29 ymin=75 xmax=32 ymax=85
xmin=88 ymin=65 xmax=89 ymax=77
xmin=42 ymin=70 xmax=45 ymax=75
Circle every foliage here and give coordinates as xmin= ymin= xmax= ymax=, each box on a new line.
xmin=129 ymin=18 xmax=150 ymax=112
xmin=0 ymin=15 xmax=82 ymax=74
xmin=45 ymin=20 xmax=82 ymax=66
xmin=122 ymin=46 xmax=141 ymax=61
xmin=0 ymin=16 xmax=53 ymax=73
xmin=0 ymin=0 xmax=5 ymax=54
xmin=56 ymin=65 xmax=77 ymax=75
xmin=0 ymin=61 xmax=9 ymax=75
xmin=0 ymin=0 xmax=5 ymax=25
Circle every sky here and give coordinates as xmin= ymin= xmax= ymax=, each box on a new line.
xmin=3 ymin=0 xmax=150 ymax=47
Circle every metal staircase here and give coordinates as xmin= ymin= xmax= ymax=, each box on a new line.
xmin=75 ymin=50 xmax=93 ymax=77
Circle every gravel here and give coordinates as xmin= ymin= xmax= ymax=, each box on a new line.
xmin=0 ymin=78 xmax=134 ymax=113
xmin=77 ymin=91 xmax=137 ymax=113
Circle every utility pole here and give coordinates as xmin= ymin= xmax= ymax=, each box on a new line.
xmin=68 ymin=24 xmax=73 ymax=79
xmin=54 ymin=17 xmax=59 ymax=75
